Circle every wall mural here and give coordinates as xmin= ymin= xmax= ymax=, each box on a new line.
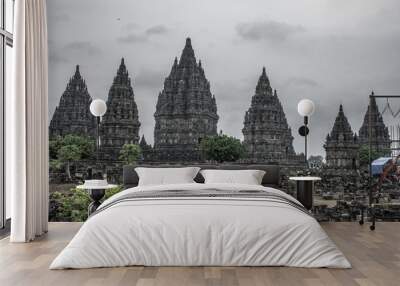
xmin=47 ymin=0 xmax=400 ymax=222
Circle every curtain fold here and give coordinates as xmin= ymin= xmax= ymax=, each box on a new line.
xmin=8 ymin=0 xmax=49 ymax=242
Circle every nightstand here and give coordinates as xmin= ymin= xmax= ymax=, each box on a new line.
xmin=289 ymin=176 xmax=321 ymax=210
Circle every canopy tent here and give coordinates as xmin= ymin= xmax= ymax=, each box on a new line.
xmin=371 ymin=157 xmax=393 ymax=176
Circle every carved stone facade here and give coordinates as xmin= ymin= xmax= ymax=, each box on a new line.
xmin=324 ymin=105 xmax=359 ymax=168
xmin=139 ymin=135 xmax=152 ymax=151
xmin=100 ymin=58 xmax=141 ymax=161
xmin=49 ymin=65 xmax=96 ymax=138
xmin=153 ymin=38 xmax=219 ymax=161
xmin=139 ymin=135 xmax=153 ymax=161
xmin=242 ymin=68 xmax=296 ymax=163
xmin=359 ymin=94 xmax=391 ymax=152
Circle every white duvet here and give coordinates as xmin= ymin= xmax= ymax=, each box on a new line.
xmin=50 ymin=183 xmax=351 ymax=269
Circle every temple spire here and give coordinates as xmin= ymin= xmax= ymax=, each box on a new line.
xmin=114 ymin=57 xmax=129 ymax=85
xmin=140 ymin=135 xmax=147 ymax=146
xmin=49 ymin=64 xmax=96 ymax=138
xmin=101 ymin=58 xmax=140 ymax=160
xmin=73 ymin=65 xmax=81 ymax=80
xmin=359 ymin=91 xmax=390 ymax=151
xmin=324 ymin=104 xmax=359 ymax=168
xmin=118 ymin=57 xmax=126 ymax=73
xmin=330 ymin=104 xmax=355 ymax=140
xmin=154 ymin=37 xmax=218 ymax=161
xmin=369 ymin=96 xmax=377 ymax=112
xmin=242 ymin=67 xmax=295 ymax=163
xmin=185 ymin=37 xmax=192 ymax=48
xmin=256 ymin=67 xmax=272 ymax=94
xmin=179 ymin=37 xmax=196 ymax=67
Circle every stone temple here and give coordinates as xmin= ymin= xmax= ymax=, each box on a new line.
xmin=100 ymin=58 xmax=141 ymax=161
xmin=359 ymin=94 xmax=391 ymax=152
xmin=49 ymin=65 xmax=96 ymax=138
xmin=139 ymin=135 xmax=152 ymax=161
xmin=153 ymin=38 xmax=219 ymax=161
xmin=242 ymin=67 xmax=296 ymax=163
xmin=324 ymin=105 xmax=359 ymax=169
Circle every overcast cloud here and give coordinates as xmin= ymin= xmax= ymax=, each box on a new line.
xmin=236 ymin=20 xmax=305 ymax=42
xmin=47 ymin=0 xmax=400 ymax=157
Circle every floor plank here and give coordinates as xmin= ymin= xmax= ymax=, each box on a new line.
xmin=0 ymin=222 xmax=399 ymax=286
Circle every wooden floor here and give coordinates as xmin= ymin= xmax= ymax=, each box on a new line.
xmin=0 ymin=222 xmax=399 ymax=286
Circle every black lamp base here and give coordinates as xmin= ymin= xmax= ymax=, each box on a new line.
xmin=296 ymin=181 xmax=314 ymax=210
xmin=87 ymin=189 xmax=106 ymax=215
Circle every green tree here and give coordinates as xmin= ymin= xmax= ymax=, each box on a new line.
xmin=200 ymin=134 xmax=245 ymax=163
xmin=58 ymin=145 xmax=81 ymax=180
xmin=51 ymin=135 xmax=95 ymax=179
xmin=119 ymin=144 xmax=142 ymax=165
xmin=49 ymin=136 xmax=63 ymax=159
xmin=61 ymin=134 xmax=95 ymax=159
xmin=49 ymin=159 xmax=62 ymax=171
xmin=359 ymin=145 xmax=391 ymax=166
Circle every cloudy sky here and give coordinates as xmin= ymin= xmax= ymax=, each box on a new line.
xmin=47 ymin=0 xmax=400 ymax=157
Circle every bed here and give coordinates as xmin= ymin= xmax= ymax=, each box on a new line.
xmin=50 ymin=165 xmax=351 ymax=269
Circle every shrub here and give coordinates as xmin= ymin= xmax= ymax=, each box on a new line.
xmin=119 ymin=144 xmax=142 ymax=165
xmin=49 ymin=186 xmax=123 ymax=222
xmin=200 ymin=134 xmax=245 ymax=163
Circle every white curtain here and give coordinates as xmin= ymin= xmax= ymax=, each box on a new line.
xmin=7 ymin=0 xmax=49 ymax=242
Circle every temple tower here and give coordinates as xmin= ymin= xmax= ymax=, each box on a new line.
xmin=359 ymin=94 xmax=391 ymax=152
xmin=139 ymin=135 xmax=152 ymax=152
xmin=139 ymin=135 xmax=153 ymax=161
xmin=324 ymin=105 xmax=359 ymax=168
xmin=153 ymin=38 xmax=219 ymax=161
xmin=101 ymin=58 xmax=141 ymax=161
xmin=49 ymin=65 xmax=96 ymax=138
xmin=242 ymin=67 xmax=296 ymax=163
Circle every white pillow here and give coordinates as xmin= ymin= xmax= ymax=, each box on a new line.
xmin=135 ymin=167 xmax=200 ymax=186
xmin=200 ymin=169 xmax=266 ymax=185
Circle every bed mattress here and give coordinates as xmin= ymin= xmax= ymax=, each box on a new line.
xmin=50 ymin=183 xmax=351 ymax=269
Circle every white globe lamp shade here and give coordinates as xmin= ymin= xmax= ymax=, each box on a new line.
xmin=297 ymin=99 xmax=315 ymax=117
xmin=90 ymin=99 xmax=107 ymax=117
